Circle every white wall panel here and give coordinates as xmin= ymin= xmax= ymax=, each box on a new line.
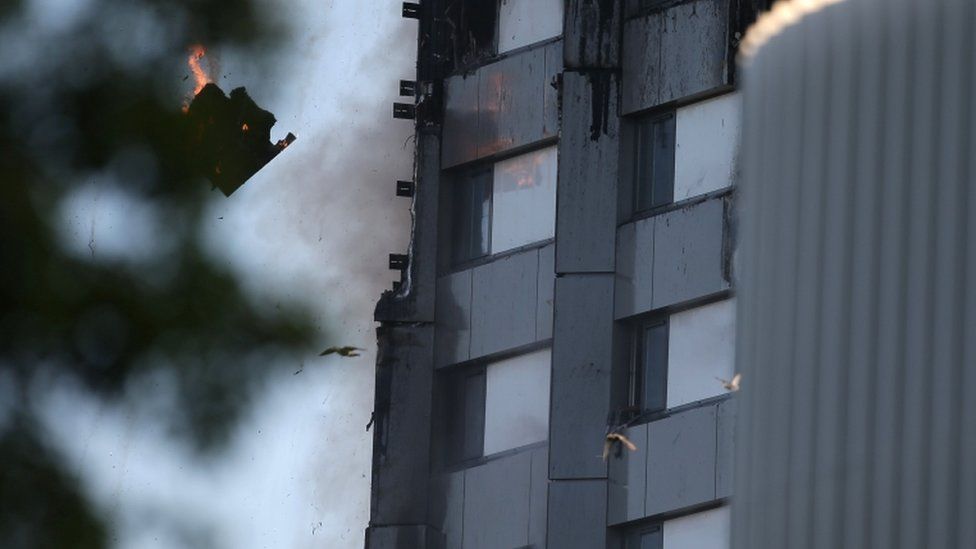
xmin=491 ymin=146 xmax=558 ymax=254
xmin=674 ymin=93 xmax=740 ymax=201
xmin=664 ymin=506 xmax=731 ymax=549
xmin=483 ymin=348 xmax=551 ymax=455
xmin=498 ymin=0 xmax=563 ymax=54
xmin=667 ymin=299 xmax=736 ymax=408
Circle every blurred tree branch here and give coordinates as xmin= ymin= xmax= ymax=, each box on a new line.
xmin=0 ymin=1 xmax=314 ymax=546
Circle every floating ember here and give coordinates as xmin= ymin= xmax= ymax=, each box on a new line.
xmin=181 ymin=45 xmax=296 ymax=196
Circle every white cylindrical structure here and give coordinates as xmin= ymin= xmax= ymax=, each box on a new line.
xmin=734 ymin=1 xmax=976 ymax=548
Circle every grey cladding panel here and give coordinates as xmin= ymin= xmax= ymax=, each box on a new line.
xmin=371 ymin=325 xmax=435 ymax=525
xmin=652 ymin=197 xmax=729 ymax=309
xmin=529 ymin=447 xmax=549 ymax=548
xmin=537 ymin=244 xmax=555 ymax=340
xmin=470 ymin=249 xmax=539 ymax=358
xmin=716 ymin=397 xmax=736 ymax=499
xmin=435 ymin=270 xmax=472 ymax=367
xmin=622 ymin=0 xmax=730 ymax=114
xmin=614 ymin=217 xmax=654 ymax=319
xmin=556 ymin=71 xmax=620 ymax=273
xmin=564 ymin=0 xmax=622 ymax=68
xmin=442 ymin=74 xmax=480 ymax=168
xmin=442 ymin=43 xmax=561 ymax=168
xmin=547 ymin=480 xmax=608 ymax=549
xmin=646 ymin=404 xmax=717 ymax=515
xmin=550 ymin=275 xmax=615 ymax=479
xmin=608 ymin=422 xmax=648 ymax=525
xmin=428 ymin=472 xmax=464 ymax=549
xmin=462 ymin=451 xmax=532 ymax=549
xmin=365 ymin=525 xmax=430 ymax=549
xmin=544 ymin=41 xmax=563 ymax=138
xmin=478 ymin=46 xmax=547 ymax=158
xmin=621 ymin=12 xmax=661 ymax=114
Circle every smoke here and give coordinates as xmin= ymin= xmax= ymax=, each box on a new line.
xmin=38 ymin=1 xmax=416 ymax=547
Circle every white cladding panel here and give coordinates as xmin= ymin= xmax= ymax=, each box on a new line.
xmin=667 ymin=299 xmax=736 ymax=408
xmin=483 ymin=348 xmax=551 ymax=455
xmin=674 ymin=93 xmax=740 ymax=201
xmin=664 ymin=506 xmax=731 ymax=549
xmin=498 ymin=0 xmax=564 ymax=54
xmin=491 ymin=146 xmax=558 ymax=254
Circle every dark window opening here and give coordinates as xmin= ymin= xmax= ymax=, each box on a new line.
xmin=623 ymin=522 xmax=662 ymax=549
xmin=450 ymin=168 xmax=492 ymax=265
xmin=442 ymin=0 xmax=499 ymax=70
xmin=441 ymin=366 xmax=486 ymax=464
xmin=631 ymin=318 xmax=668 ymax=414
xmin=633 ymin=112 xmax=675 ymax=214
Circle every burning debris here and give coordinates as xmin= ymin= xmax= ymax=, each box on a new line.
xmin=182 ymin=45 xmax=296 ymax=196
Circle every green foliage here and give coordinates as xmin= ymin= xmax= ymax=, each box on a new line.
xmin=0 ymin=0 xmax=315 ymax=545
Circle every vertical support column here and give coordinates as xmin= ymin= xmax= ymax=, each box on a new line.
xmin=548 ymin=2 xmax=623 ymax=547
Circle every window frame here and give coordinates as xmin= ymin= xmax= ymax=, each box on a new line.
xmin=444 ymin=144 xmax=559 ymax=270
xmin=632 ymin=110 xmax=676 ymax=216
xmin=630 ymin=316 xmax=670 ymax=415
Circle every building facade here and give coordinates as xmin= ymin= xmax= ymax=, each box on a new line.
xmin=368 ymin=1 xmax=769 ymax=547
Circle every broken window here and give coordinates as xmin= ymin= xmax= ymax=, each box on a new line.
xmin=442 ymin=0 xmax=499 ymax=69
xmin=497 ymin=0 xmax=564 ymax=54
xmin=633 ymin=111 xmax=675 ymax=214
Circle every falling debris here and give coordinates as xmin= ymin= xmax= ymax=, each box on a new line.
xmin=602 ymin=432 xmax=638 ymax=461
xmin=180 ymin=44 xmax=296 ymax=196
xmin=716 ymin=373 xmax=742 ymax=392
xmin=319 ymin=346 xmax=365 ymax=358
xmin=183 ymin=83 xmax=296 ymax=196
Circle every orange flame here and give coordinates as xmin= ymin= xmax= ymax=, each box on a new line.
xmin=188 ymin=44 xmax=210 ymax=95
xmin=182 ymin=44 xmax=212 ymax=112
xmin=241 ymin=123 xmax=249 ymax=131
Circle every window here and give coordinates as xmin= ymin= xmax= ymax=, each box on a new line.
xmin=630 ymin=318 xmax=669 ymax=414
xmin=450 ymin=146 xmax=557 ymax=266
xmin=674 ymin=93 xmax=740 ymax=201
xmin=623 ymin=523 xmax=662 ymax=549
xmin=490 ymin=146 xmax=558 ymax=253
xmin=633 ymin=112 xmax=675 ymax=214
xmin=483 ymin=348 xmax=551 ymax=454
xmin=444 ymin=367 xmax=486 ymax=463
xmin=498 ymin=0 xmax=564 ymax=53
xmin=628 ymin=299 xmax=735 ymax=415
xmin=662 ymin=507 xmax=730 ymax=549
xmin=441 ymin=349 xmax=551 ymax=464
xmin=451 ymin=168 xmax=492 ymax=265
xmin=666 ymin=299 xmax=736 ymax=408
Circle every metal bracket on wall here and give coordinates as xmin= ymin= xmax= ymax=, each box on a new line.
xmin=401 ymin=2 xmax=420 ymax=19
xmin=396 ymin=180 xmax=415 ymax=197
xmin=399 ymin=80 xmax=417 ymax=97
xmin=393 ymin=103 xmax=416 ymax=120
xmin=388 ymin=253 xmax=409 ymax=271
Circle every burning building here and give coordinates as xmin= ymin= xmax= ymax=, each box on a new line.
xmin=368 ymin=1 xmax=771 ymax=548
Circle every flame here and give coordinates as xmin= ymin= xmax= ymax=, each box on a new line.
xmin=241 ymin=123 xmax=249 ymax=131
xmin=498 ymin=149 xmax=549 ymax=190
xmin=188 ymin=44 xmax=210 ymax=95
xmin=182 ymin=44 xmax=212 ymax=112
